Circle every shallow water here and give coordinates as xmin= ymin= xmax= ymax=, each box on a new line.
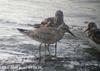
xmin=0 ymin=0 xmax=100 ymax=71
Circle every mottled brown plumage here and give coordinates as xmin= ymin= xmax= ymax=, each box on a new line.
xmin=85 ymin=21 xmax=100 ymax=50
xmin=17 ymin=24 xmax=75 ymax=59
xmin=33 ymin=10 xmax=69 ymax=29
xmin=31 ymin=10 xmax=71 ymax=57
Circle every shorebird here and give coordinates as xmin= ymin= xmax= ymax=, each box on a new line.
xmin=28 ymin=10 xmax=72 ymax=56
xmin=17 ymin=24 xmax=75 ymax=59
xmin=33 ymin=10 xmax=69 ymax=28
xmin=84 ymin=21 xmax=100 ymax=50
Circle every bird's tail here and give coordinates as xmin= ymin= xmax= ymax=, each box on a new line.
xmin=17 ymin=28 xmax=31 ymax=35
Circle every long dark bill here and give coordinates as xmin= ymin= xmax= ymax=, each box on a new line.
xmin=17 ymin=28 xmax=30 ymax=35
xmin=84 ymin=27 xmax=89 ymax=32
xmin=66 ymin=28 xmax=76 ymax=37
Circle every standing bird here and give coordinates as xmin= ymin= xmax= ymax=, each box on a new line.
xmin=28 ymin=10 xmax=72 ymax=56
xmin=84 ymin=22 xmax=100 ymax=50
xmin=33 ymin=10 xmax=69 ymax=28
xmin=17 ymin=24 xmax=75 ymax=59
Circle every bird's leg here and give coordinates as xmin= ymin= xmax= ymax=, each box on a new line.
xmin=47 ymin=44 xmax=51 ymax=56
xmin=39 ymin=43 xmax=42 ymax=61
xmin=55 ymin=42 xmax=57 ymax=57
xmin=45 ymin=43 xmax=47 ymax=57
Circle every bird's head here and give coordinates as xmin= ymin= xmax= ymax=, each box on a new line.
xmin=55 ymin=10 xmax=64 ymax=21
xmin=84 ymin=21 xmax=97 ymax=32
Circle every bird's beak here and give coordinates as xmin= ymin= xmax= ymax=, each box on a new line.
xmin=84 ymin=21 xmax=90 ymax=32
xmin=84 ymin=27 xmax=89 ymax=32
xmin=65 ymin=28 xmax=76 ymax=37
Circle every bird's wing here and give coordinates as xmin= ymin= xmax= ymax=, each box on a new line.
xmin=33 ymin=27 xmax=57 ymax=41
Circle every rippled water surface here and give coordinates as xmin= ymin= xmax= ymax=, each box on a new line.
xmin=0 ymin=0 xmax=100 ymax=71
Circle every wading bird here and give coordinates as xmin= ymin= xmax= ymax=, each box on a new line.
xmin=28 ymin=10 xmax=72 ymax=56
xmin=85 ymin=21 xmax=100 ymax=50
xmin=31 ymin=10 xmax=69 ymax=28
xmin=17 ymin=24 xmax=75 ymax=59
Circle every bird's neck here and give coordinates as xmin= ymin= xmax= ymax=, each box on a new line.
xmin=55 ymin=17 xmax=64 ymax=23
